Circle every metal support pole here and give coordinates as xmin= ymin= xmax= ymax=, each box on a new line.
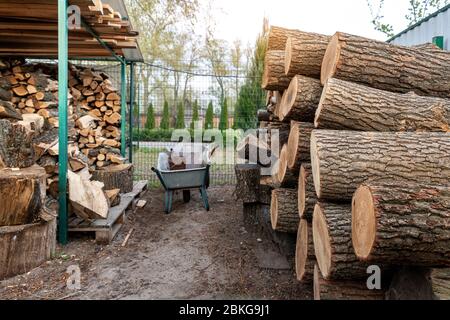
xmin=120 ymin=61 xmax=127 ymax=157
xmin=128 ymin=62 xmax=135 ymax=163
xmin=58 ymin=0 xmax=69 ymax=245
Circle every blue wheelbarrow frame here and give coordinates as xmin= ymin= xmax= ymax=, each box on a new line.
xmin=151 ymin=165 xmax=210 ymax=214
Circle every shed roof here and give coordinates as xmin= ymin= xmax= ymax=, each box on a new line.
xmin=0 ymin=0 xmax=143 ymax=62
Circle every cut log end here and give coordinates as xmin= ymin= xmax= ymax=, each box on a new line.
xmin=352 ymin=185 xmax=376 ymax=261
xmin=279 ymin=76 xmax=298 ymax=121
xmin=310 ymin=133 xmax=321 ymax=198
xmin=270 ymin=191 xmax=279 ymax=231
xmin=277 ymin=144 xmax=288 ymax=184
xmin=312 ymin=203 xmax=332 ymax=280
xmin=298 ymin=165 xmax=307 ymax=218
xmin=314 ymin=79 xmax=330 ymax=128
xmin=295 ymin=219 xmax=309 ymax=281
xmin=287 ymin=122 xmax=299 ymax=169
xmin=321 ymin=33 xmax=340 ymax=85
xmin=284 ymin=36 xmax=293 ymax=76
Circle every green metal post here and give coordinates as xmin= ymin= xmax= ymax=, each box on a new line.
xmin=137 ymin=74 xmax=141 ymax=150
xmin=120 ymin=61 xmax=127 ymax=157
xmin=128 ymin=62 xmax=135 ymax=163
xmin=58 ymin=0 xmax=69 ymax=245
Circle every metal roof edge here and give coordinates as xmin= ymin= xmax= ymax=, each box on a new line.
xmin=387 ymin=4 xmax=450 ymax=43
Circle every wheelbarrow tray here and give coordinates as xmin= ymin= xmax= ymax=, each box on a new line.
xmin=156 ymin=167 xmax=208 ymax=190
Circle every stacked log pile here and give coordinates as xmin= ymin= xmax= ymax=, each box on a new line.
xmin=237 ymin=26 xmax=450 ymax=300
xmin=0 ymin=57 xmax=133 ymax=279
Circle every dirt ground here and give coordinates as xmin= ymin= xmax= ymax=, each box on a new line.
xmin=0 ymin=186 xmax=312 ymax=300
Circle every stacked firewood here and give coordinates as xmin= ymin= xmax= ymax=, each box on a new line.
xmin=237 ymin=26 xmax=450 ymax=300
xmin=0 ymin=58 xmax=132 ymax=224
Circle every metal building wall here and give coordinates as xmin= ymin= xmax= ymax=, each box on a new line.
xmin=389 ymin=7 xmax=450 ymax=50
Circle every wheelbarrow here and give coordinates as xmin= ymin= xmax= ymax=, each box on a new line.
xmin=152 ymin=165 xmax=210 ymax=214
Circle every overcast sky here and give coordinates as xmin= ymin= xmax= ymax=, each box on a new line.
xmin=209 ymin=0 xmax=411 ymax=45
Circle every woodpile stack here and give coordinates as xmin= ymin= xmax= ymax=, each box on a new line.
xmin=236 ymin=25 xmax=450 ymax=300
xmin=0 ymin=57 xmax=132 ymax=279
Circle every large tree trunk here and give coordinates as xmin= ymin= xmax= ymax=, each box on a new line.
xmin=279 ymin=75 xmax=322 ymax=122
xmin=271 ymin=144 xmax=298 ymax=189
xmin=91 ymin=164 xmax=134 ymax=194
xmin=313 ymin=202 xmax=369 ymax=280
xmin=0 ymin=120 xmax=35 ymax=168
xmin=262 ymin=51 xmax=291 ymax=91
xmin=321 ymin=32 xmax=450 ymax=98
xmin=311 ymin=130 xmax=450 ymax=201
xmin=284 ymin=32 xmax=330 ymax=78
xmin=286 ymin=121 xmax=313 ymax=170
xmin=270 ymin=188 xmax=299 ymax=233
xmin=0 ymin=165 xmax=46 ymax=226
xmin=0 ymin=213 xmax=56 ymax=280
xmin=314 ymin=264 xmax=386 ymax=300
xmin=298 ymin=163 xmax=316 ymax=221
xmin=234 ymin=164 xmax=261 ymax=204
xmin=352 ymin=184 xmax=450 ymax=267
xmin=295 ymin=219 xmax=315 ymax=282
xmin=316 ymin=78 xmax=450 ymax=132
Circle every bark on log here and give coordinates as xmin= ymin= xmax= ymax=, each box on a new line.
xmin=267 ymin=26 xmax=303 ymax=51
xmin=321 ymin=32 xmax=450 ymax=98
xmin=279 ymin=75 xmax=322 ymax=122
xmin=262 ymin=51 xmax=291 ymax=91
xmin=0 ymin=119 xmax=35 ymax=168
xmin=91 ymin=163 xmax=134 ymax=193
xmin=0 ymin=165 xmax=46 ymax=226
xmin=271 ymin=144 xmax=298 ymax=189
xmin=314 ymin=264 xmax=386 ymax=300
xmin=270 ymin=188 xmax=299 ymax=233
xmin=267 ymin=121 xmax=290 ymax=148
xmin=298 ymin=163 xmax=316 ymax=221
xmin=234 ymin=164 xmax=261 ymax=204
xmin=352 ymin=184 xmax=450 ymax=267
xmin=315 ymin=78 xmax=450 ymax=132
xmin=284 ymin=33 xmax=330 ymax=78
xmin=295 ymin=219 xmax=315 ymax=282
xmin=236 ymin=134 xmax=271 ymax=168
xmin=311 ymin=130 xmax=450 ymax=201
xmin=0 ymin=213 xmax=56 ymax=280
xmin=287 ymin=121 xmax=314 ymax=170
xmin=313 ymin=203 xmax=369 ymax=280
xmin=432 ymin=269 xmax=450 ymax=300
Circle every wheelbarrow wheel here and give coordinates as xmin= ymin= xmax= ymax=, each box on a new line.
xmin=183 ymin=190 xmax=191 ymax=203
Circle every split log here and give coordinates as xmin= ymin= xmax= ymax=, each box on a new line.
xmin=284 ymin=32 xmax=330 ymax=78
xmin=234 ymin=164 xmax=261 ymax=204
xmin=352 ymin=184 xmax=450 ymax=267
xmin=314 ymin=265 xmax=386 ymax=300
xmin=278 ymin=75 xmax=322 ymax=122
xmin=0 ymin=212 xmax=56 ymax=280
xmin=271 ymin=144 xmax=298 ymax=189
xmin=0 ymin=101 xmax=22 ymax=120
xmin=295 ymin=219 xmax=315 ymax=282
xmin=321 ymin=32 xmax=450 ymax=98
xmin=91 ymin=163 xmax=134 ymax=193
xmin=0 ymin=119 xmax=35 ymax=168
xmin=0 ymin=165 xmax=46 ymax=226
xmin=286 ymin=121 xmax=313 ymax=170
xmin=298 ymin=163 xmax=316 ymax=221
xmin=270 ymin=188 xmax=299 ymax=233
xmin=105 ymin=189 xmax=121 ymax=207
xmin=37 ymin=155 xmax=57 ymax=174
xmin=68 ymin=171 xmax=109 ymax=220
xmin=315 ymin=78 xmax=450 ymax=132
xmin=313 ymin=203 xmax=369 ymax=280
xmin=262 ymin=51 xmax=291 ymax=91
xmin=310 ymin=130 xmax=450 ymax=200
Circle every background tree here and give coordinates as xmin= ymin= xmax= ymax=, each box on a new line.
xmin=145 ymin=103 xmax=156 ymax=130
xmin=205 ymin=101 xmax=214 ymax=130
xmin=367 ymin=0 xmax=449 ymax=38
xmin=219 ymin=98 xmax=229 ymax=130
xmin=175 ymin=101 xmax=186 ymax=129
xmin=234 ymin=18 xmax=268 ymax=130
xmin=190 ymin=99 xmax=200 ymax=130
xmin=160 ymin=100 xmax=170 ymax=129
